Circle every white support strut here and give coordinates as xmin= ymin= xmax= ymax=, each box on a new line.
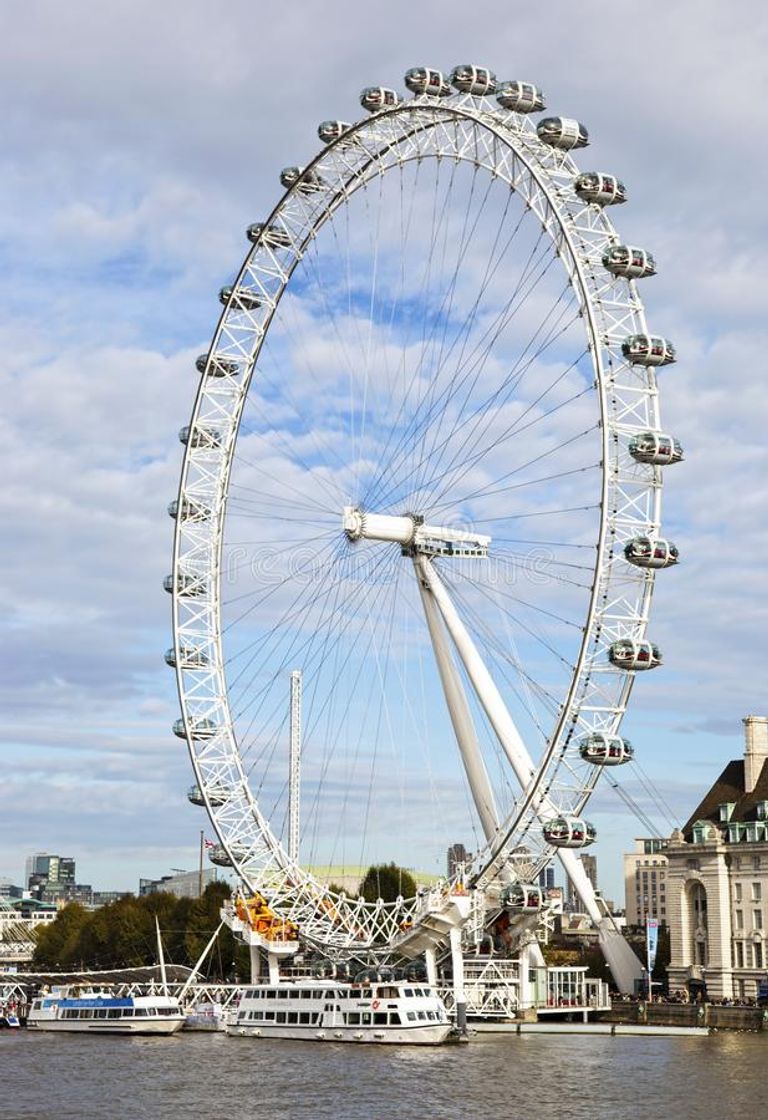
xmin=414 ymin=555 xmax=601 ymax=917
xmin=414 ymin=554 xmax=642 ymax=992
xmin=415 ymin=563 xmax=500 ymax=845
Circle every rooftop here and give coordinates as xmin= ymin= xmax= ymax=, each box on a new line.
xmin=683 ymin=758 xmax=768 ymax=838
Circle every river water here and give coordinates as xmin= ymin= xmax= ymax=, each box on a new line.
xmin=2 ymin=1029 xmax=763 ymax=1119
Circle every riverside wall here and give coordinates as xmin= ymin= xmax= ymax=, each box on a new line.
xmin=600 ymin=1002 xmax=768 ymax=1031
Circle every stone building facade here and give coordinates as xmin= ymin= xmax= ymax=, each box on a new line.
xmin=666 ymin=716 xmax=768 ymax=1000
xmin=623 ymin=838 xmax=668 ymax=927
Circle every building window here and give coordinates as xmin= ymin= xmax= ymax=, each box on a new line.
xmin=686 ymin=859 xmax=700 ymax=871
xmin=753 ymin=883 xmax=762 ymax=902
xmin=756 ymin=943 xmax=764 ymax=969
xmin=754 ymin=910 xmax=763 ymax=930
xmin=735 ymin=942 xmax=744 ymax=968
xmin=735 ymin=883 xmax=743 ymax=902
xmin=719 ymin=802 xmax=736 ymax=822
xmin=746 ymin=943 xmax=754 ymax=968
xmin=735 ymin=910 xmax=744 ymax=930
xmin=754 ymin=856 xmax=761 ymax=871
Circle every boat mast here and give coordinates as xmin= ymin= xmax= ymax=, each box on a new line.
xmin=155 ymin=916 xmax=169 ymax=997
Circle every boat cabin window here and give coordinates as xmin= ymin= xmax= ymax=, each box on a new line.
xmin=373 ymin=1013 xmax=387 ymax=1025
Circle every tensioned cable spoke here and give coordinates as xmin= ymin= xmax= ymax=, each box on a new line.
xmin=372 ymin=281 xmax=581 ymax=513
xmin=413 ymin=295 xmax=583 ymax=513
xmin=362 ymin=190 xmax=554 ymax=503
xmin=364 ymin=225 xmax=558 ymax=510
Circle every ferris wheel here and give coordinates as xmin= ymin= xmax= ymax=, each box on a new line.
xmin=166 ymin=65 xmax=680 ymax=970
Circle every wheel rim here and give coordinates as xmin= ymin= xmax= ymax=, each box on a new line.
xmin=170 ymin=88 xmax=668 ymax=950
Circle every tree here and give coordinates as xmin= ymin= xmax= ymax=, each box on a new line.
xmin=358 ymin=863 xmax=417 ymax=903
xmin=33 ymin=903 xmax=90 ymax=969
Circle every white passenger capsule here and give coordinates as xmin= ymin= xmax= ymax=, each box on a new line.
xmin=502 ymin=884 xmax=544 ymax=912
xmin=622 ymin=334 xmax=676 ymax=366
xmin=246 ymin=222 xmax=292 ymax=248
xmin=167 ymin=497 xmax=211 ymax=522
xmin=219 ymin=285 xmax=262 ymax=312
xmin=280 ymin=166 xmax=325 ymax=193
xmin=537 ymin=117 xmax=588 ymax=149
xmin=163 ymin=572 xmax=206 ymax=598
xmin=173 ymin=717 xmax=217 ymax=740
xmin=608 ymin=639 xmax=662 ymax=671
xmin=495 ymin=80 xmax=545 ymax=112
xmin=317 ymin=119 xmax=353 ymax=143
xmin=628 ymin=431 xmax=683 ymax=466
xmin=360 ymin=86 xmax=400 ymax=112
xmin=208 ymin=842 xmax=249 ymax=867
xmin=602 ymin=245 xmax=656 ymax=279
xmin=195 ymin=353 xmax=241 ymax=377
xmin=450 ymin=65 xmax=496 ymax=95
xmin=178 ymin=424 xmax=222 ymax=449
xmin=404 ymin=67 xmax=452 ymax=97
xmin=164 ymin=646 xmax=209 ymax=669
xmin=578 ymin=733 xmax=634 ymax=766
xmin=573 ymin=172 xmax=627 ymax=206
xmin=187 ymin=783 xmax=231 ymax=807
xmin=543 ymin=816 xmax=596 ymax=848
xmin=623 ymin=536 xmax=679 ymax=569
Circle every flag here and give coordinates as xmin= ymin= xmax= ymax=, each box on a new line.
xmin=204 ymin=838 xmax=216 ymax=849
xmin=646 ymin=918 xmax=659 ymax=973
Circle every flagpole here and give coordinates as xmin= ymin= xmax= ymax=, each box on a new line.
xmin=198 ymin=829 xmax=204 ymax=898
xmin=646 ymin=910 xmax=651 ymax=1001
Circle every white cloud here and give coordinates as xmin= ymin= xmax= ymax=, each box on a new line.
xmin=1 ymin=0 xmax=767 ymax=905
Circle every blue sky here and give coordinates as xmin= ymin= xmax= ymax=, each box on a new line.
xmin=1 ymin=0 xmax=767 ymax=904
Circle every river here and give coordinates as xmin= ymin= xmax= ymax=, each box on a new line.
xmin=2 ymin=1029 xmax=763 ymax=1119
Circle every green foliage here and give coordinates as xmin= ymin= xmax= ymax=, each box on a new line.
xmin=358 ymin=862 xmax=417 ymax=903
xmin=33 ymin=903 xmax=90 ymax=969
xmin=32 ymin=882 xmax=235 ymax=976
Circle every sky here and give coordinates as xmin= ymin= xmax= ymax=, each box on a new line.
xmin=1 ymin=0 xmax=767 ymax=905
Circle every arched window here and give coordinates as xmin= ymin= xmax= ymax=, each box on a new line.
xmin=688 ymin=882 xmax=708 ymax=966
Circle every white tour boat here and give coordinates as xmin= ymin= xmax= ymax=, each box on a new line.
xmin=228 ymin=980 xmax=452 ymax=1045
xmin=27 ymin=986 xmax=185 ymax=1034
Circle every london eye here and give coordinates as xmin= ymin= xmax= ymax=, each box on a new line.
xmin=166 ymin=64 xmax=680 ymax=990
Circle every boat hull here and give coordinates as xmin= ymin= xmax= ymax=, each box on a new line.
xmin=27 ymin=1017 xmax=184 ymax=1035
xmin=227 ymin=1022 xmax=451 ymax=1045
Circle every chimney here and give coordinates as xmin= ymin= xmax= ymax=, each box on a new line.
xmin=743 ymin=716 xmax=768 ymax=793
